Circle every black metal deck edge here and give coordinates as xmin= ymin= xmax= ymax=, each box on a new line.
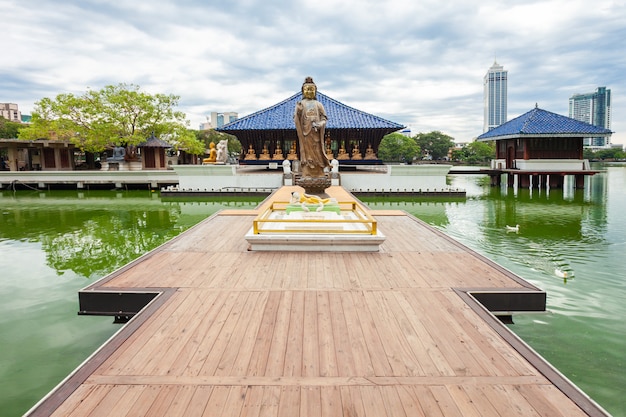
xmin=405 ymin=213 xmax=610 ymax=416
xmin=78 ymin=290 xmax=160 ymax=321
xmin=23 ymin=288 xmax=176 ymax=417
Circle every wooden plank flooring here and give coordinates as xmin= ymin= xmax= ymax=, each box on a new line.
xmin=28 ymin=186 xmax=607 ymax=417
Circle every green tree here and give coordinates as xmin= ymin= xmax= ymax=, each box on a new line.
xmin=19 ymin=83 xmax=203 ymax=157
xmin=0 ymin=117 xmax=23 ymax=139
xmin=414 ymin=131 xmax=455 ymax=160
xmin=594 ymin=147 xmax=626 ymax=160
xmin=450 ymin=148 xmax=465 ymax=162
xmin=195 ymin=129 xmax=242 ymax=157
xmin=583 ymin=148 xmax=596 ymax=160
xmin=378 ymin=132 xmax=421 ymax=163
xmin=463 ymin=140 xmax=495 ymax=164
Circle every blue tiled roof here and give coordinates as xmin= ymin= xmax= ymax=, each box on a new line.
xmin=218 ymin=92 xmax=404 ymax=131
xmin=477 ymin=107 xmax=612 ymax=141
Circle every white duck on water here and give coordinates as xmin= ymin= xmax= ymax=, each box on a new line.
xmin=554 ymin=269 xmax=568 ymax=278
xmin=505 ymin=224 xmax=520 ymax=232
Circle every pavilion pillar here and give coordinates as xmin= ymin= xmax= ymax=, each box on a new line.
xmin=575 ymin=174 xmax=585 ymax=189
xmin=507 ymin=173 xmax=515 ymax=188
xmin=7 ymin=145 xmax=19 ymax=171
xmin=531 ymin=174 xmax=540 ymax=189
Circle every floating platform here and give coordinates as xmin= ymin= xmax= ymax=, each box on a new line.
xmin=25 ymin=186 xmax=609 ymax=417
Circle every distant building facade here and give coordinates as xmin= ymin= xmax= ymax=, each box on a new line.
xmin=483 ymin=61 xmax=508 ymax=132
xmin=1 ymin=103 xmax=22 ymax=123
xmin=200 ymin=112 xmax=239 ymax=130
xmin=568 ymin=87 xmax=611 ymax=148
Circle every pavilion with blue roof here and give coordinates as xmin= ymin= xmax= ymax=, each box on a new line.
xmin=476 ymin=105 xmax=612 ymax=188
xmin=217 ymin=91 xmax=404 ymax=165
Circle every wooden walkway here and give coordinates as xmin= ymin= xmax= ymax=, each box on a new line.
xmin=27 ymin=186 xmax=609 ymax=416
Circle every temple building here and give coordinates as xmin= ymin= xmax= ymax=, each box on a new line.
xmin=217 ymin=91 xmax=404 ymax=165
xmin=477 ymin=105 xmax=612 ymax=188
xmin=0 ymin=138 xmax=76 ymax=171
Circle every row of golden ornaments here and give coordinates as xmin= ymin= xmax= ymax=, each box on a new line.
xmin=244 ymin=142 xmax=378 ymax=161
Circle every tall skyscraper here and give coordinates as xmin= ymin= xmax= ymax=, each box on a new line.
xmin=483 ymin=61 xmax=508 ymax=132
xmin=568 ymin=87 xmax=611 ymax=147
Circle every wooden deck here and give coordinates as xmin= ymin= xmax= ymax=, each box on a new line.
xmin=26 ymin=186 xmax=609 ymax=417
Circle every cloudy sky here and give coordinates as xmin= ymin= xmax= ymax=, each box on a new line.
xmin=3 ymin=0 xmax=625 ymax=144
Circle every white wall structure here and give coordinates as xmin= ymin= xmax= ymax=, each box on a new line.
xmin=173 ymin=165 xmax=282 ymax=191
xmin=174 ymin=164 xmax=454 ymax=193
xmin=340 ymin=165 xmax=453 ymax=192
xmin=514 ymin=159 xmax=590 ymax=171
xmin=491 ymin=159 xmax=590 ymax=171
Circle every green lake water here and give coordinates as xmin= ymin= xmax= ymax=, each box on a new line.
xmin=362 ymin=165 xmax=626 ymax=417
xmin=1 ymin=166 xmax=625 ymax=416
xmin=0 ymin=192 xmax=263 ymax=416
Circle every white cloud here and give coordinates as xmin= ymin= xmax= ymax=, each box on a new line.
xmin=2 ymin=0 xmax=624 ymax=144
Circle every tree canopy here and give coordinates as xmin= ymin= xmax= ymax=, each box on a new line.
xmin=414 ymin=131 xmax=455 ymax=160
xmin=587 ymin=147 xmax=626 ymax=161
xmin=454 ymin=141 xmax=495 ymax=164
xmin=0 ymin=116 xmax=23 ymax=139
xmin=378 ymin=132 xmax=421 ymax=163
xmin=18 ymin=83 xmax=204 ymax=155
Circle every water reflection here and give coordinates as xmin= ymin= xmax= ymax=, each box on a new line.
xmin=0 ymin=191 xmax=263 ymax=278
xmin=0 ymin=190 xmax=264 ymax=416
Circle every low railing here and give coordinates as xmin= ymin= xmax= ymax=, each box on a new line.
xmin=252 ymin=201 xmax=377 ymax=235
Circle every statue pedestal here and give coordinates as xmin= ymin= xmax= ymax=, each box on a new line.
xmin=245 ymin=209 xmax=385 ymax=252
xmin=295 ymin=175 xmax=331 ymax=196
xmin=128 ymin=161 xmax=143 ymax=171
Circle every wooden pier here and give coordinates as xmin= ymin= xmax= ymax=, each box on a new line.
xmin=26 ymin=186 xmax=609 ymax=416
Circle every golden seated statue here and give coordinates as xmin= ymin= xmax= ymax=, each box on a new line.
xmin=202 ymin=142 xmax=217 ymax=164
xmin=272 ymin=147 xmax=284 ymax=160
xmin=336 ymin=144 xmax=349 ymax=160
xmin=259 ymin=145 xmax=271 ymax=160
xmin=244 ymin=144 xmax=257 ymax=160
xmin=351 ymin=145 xmax=363 ymax=160
xmin=287 ymin=142 xmax=298 ymax=160
xmin=364 ymin=144 xmax=377 ymax=160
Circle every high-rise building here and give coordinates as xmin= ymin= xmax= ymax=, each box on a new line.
xmin=1 ymin=103 xmax=22 ymax=123
xmin=211 ymin=112 xmax=238 ymax=129
xmin=568 ymin=87 xmax=611 ymax=147
xmin=199 ymin=112 xmax=239 ymax=130
xmin=483 ymin=61 xmax=508 ymax=132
